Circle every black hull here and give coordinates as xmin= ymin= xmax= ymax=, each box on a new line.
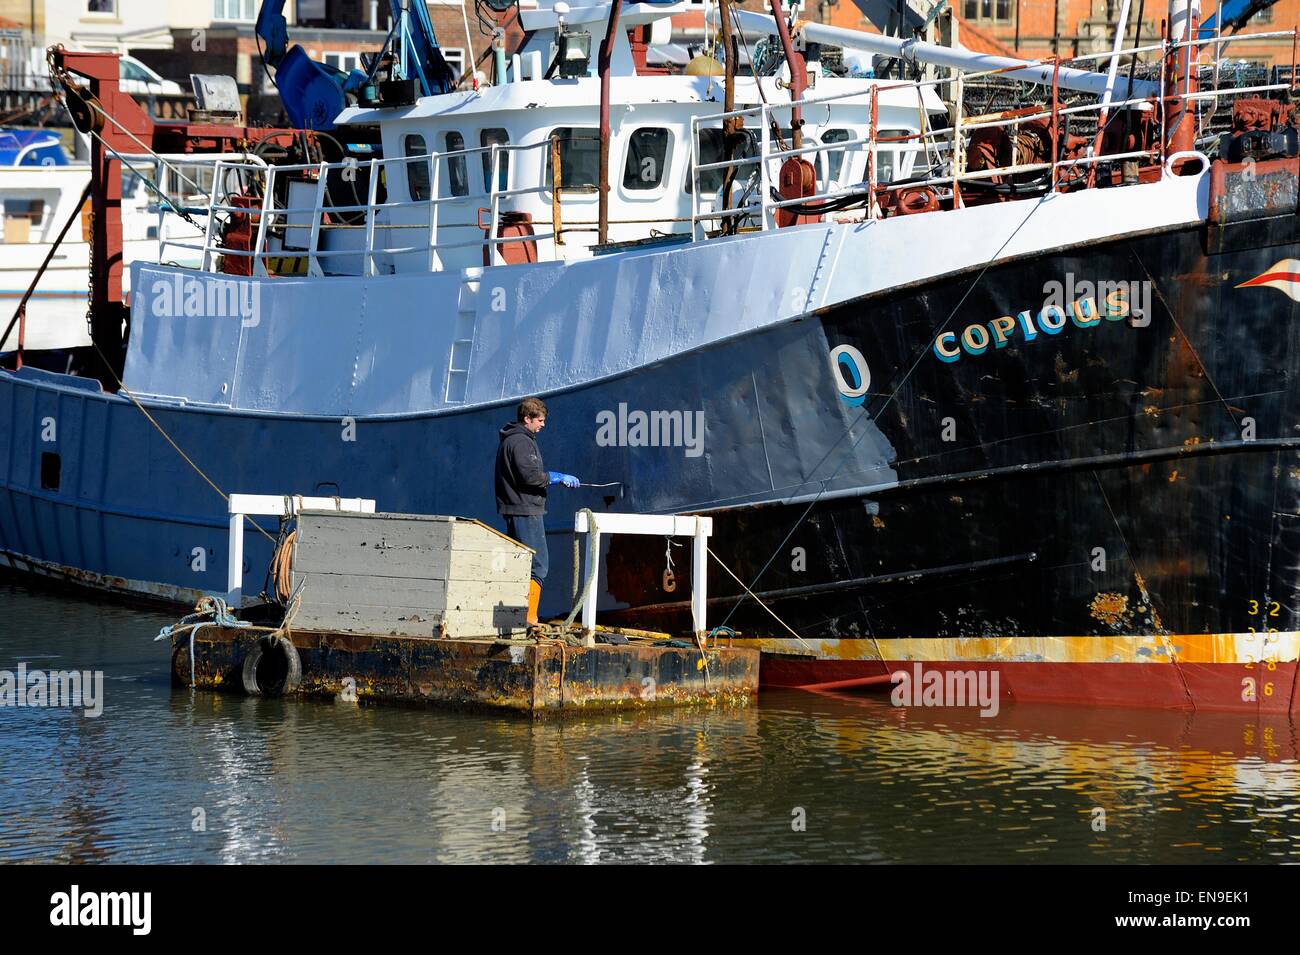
xmin=604 ymin=212 xmax=1300 ymax=648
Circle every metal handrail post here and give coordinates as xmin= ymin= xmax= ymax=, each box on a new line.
xmin=759 ymin=104 xmax=772 ymax=230
xmin=307 ymin=160 xmax=328 ymax=277
xmin=364 ymin=158 xmax=379 ymax=277
xmin=200 ymin=160 xmax=222 ymax=271
xmin=252 ymin=165 xmax=275 ymax=277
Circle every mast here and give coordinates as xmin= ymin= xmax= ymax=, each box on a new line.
xmin=1088 ymin=0 xmax=1134 ymax=186
xmin=719 ymin=0 xmax=740 ymax=222
xmin=597 ymin=0 xmax=624 ymax=246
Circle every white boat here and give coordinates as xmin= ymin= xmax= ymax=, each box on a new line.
xmin=0 ymin=128 xmax=203 ymax=351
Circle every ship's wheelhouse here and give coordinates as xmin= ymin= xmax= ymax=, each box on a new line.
xmin=316 ymin=73 xmax=940 ymax=275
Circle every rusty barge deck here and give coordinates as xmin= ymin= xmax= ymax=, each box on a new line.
xmin=171 ymin=626 xmax=759 ymax=716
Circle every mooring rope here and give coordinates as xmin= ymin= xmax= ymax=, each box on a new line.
xmin=707 ymin=545 xmax=819 ymax=654
xmin=154 ymin=594 xmax=251 ymax=688
xmin=88 ymin=339 xmax=278 ymax=547
xmin=564 ymin=508 xmax=600 ymax=630
xmin=155 ymin=591 xmax=303 ymax=688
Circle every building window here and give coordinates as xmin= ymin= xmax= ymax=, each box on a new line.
xmin=963 ymin=0 xmax=1012 ymax=21
xmin=546 ymin=127 xmax=601 ymax=192
xmin=212 ymin=0 xmax=256 ymax=22
xmin=623 ymin=128 xmax=671 ymax=191
xmin=1253 ymin=7 xmax=1273 ymax=24
xmin=480 ymin=128 xmax=510 ymax=192
xmin=87 ymin=0 xmax=116 ymax=13
xmin=404 ymin=134 xmax=430 ymax=201
xmin=324 ymin=53 xmax=362 ymax=74
xmin=444 ymin=132 xmax=469 ymax=197
xmin=442 ymin=48 xmax=466 ymax=82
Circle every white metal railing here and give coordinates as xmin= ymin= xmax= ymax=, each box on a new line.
xmin=574 ymin=512 xmax=713 ymax=640
xmin=153 ymin=28 xmax=1296 ymax=275
xmin=689 ymin=28 xmax=1297 ymax=235
xmin=117 ymin=152 xmax=267 ymax=264
xmin=169 ymin=138 xmax=566 ymax=278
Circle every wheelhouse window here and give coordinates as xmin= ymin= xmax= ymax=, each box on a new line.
xmin=480 ymin=128 xmax=510 ymax=193
xmin=875 ymin=128 xmax=915 ymax=183
xmin=821 ymin=128 xmax=853 ymax=184
xmin=546 ymin=127 xmax=600 ymax=192
xmin=404 ymin=134 xmax=430 ymax=201
xmin=3 ymin=198 xmax=45 ymax=225
xmin=444 ymin=131 xmax=469 ymax=197
xmin=120 ymin=60 xmax=154 ymax=83
xmin=686 ymin=127 xmax=756 ymax=195
xmin=623 ymin=128 xmax=670 ymax=191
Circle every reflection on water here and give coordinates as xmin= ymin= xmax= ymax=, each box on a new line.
xmin=1 ymin=577 xmax=1298 ymax=863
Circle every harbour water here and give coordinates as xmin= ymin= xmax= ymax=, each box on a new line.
xmin=2 ymin=577 xmax=1298 ymax=864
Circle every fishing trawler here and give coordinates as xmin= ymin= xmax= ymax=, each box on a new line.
xmin=2 ymin=0 xmax=1298 ymax=713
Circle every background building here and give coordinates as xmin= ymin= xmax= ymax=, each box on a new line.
xmin=1 ymin=1 xmax=1296 ymax=99
xmin=949 ymin=1 xmax=1295 ymax=65
xmin=0 ymin=0 xmax=494 ymax=96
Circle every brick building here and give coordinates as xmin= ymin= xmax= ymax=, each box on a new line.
xmin=944 ymin=1 xmax=1295 ymax=65
xmin=133 ymin=1 xmax=492 ymax=93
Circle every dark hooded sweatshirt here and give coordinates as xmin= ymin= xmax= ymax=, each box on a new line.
xmin=495 ymin=421 xmax=548 ymax=516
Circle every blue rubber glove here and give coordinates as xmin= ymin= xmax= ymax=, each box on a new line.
xmin=548 ymin=471 xmax=581 ymax=488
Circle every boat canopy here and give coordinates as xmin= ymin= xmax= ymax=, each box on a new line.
xmin=0 ymin=129 xmax=69 ymax=167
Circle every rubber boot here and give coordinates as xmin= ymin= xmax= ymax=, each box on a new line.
xmin=527 ymin=579 xmax=542 ymax=625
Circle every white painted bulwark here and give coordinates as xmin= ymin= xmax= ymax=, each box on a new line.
xmin=126 ymin=168 xmax=1209 ymax=417
xmin=289 ymin=511 xmax=532 ymax=638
